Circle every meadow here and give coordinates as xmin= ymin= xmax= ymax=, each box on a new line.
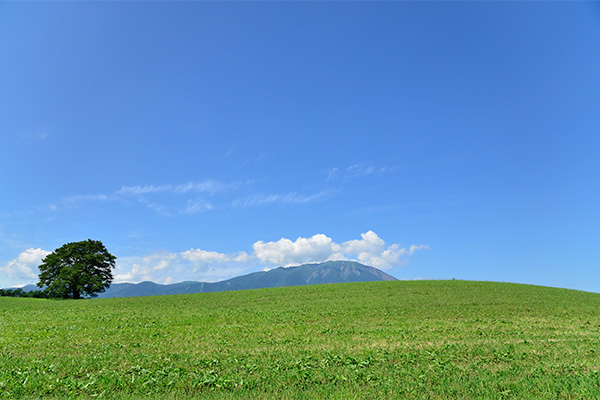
xmin=1 ymin=280 xmax=600 ymax=399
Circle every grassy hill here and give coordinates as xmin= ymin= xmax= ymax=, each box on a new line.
xmin=2 ymin=280 xmax=600 ymax=399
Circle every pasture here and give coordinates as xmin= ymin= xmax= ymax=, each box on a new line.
xmin=1 ymin=280 xmax=600 ymax=399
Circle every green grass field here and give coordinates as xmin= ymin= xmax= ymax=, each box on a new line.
xmin=2 ymin=280 xmax=600 ymax=399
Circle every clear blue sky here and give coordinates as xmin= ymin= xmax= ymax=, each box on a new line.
xmin=1 ymin=1 xmax=599 ymax=292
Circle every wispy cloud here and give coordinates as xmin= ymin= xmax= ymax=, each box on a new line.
xmin=346 ymin=163 xmax=395 ymax=177
xmin=45 ymin=180 xmax=239 ymax=215
xmin=325 ymin=163 xmax=396 ymax=182
xmin=21 ymin=131 xmax=50 ymax=141
xmin=116 ymin=185 xmax=167 ymax=196
xmin=137 ymin=198 xmax=172 ymax=217
xmin=42 ymin=170 xmax=353 ymax=217
xmin=111 ymin=180 xmax=250 ymax=214
xmin=173 ymin=181 xmax=232 ymax=194
xmin=42 ymin=160 xmax=394 ymax=218
xmin=116 ymin=180 xmax=235 ymax=196
xmin=183 ymin=199 xmax=214 ymax=214
xmin=61 ymin=194 xmax=109 ymax=204
xmin=325 ymin=167 xmax=339 ymax=181
xmin=232 ymin=190 xmax=335 ymax=208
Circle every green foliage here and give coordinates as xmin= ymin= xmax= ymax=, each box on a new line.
xmin=0 ymin=288 xmax=24 ymax=297
xmin=37 ymin=239 xmax=116 ymax=299
xmin=1 ymin=280 xmax=600 ymax=399
xmin=0 ymin=288 xmax=48 ymax=298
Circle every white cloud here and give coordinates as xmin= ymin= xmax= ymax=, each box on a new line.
xmin=138 ymin=198 xmax=172 ymax=216
xmin=110 ymin=180 xmax=243 ymax=215
xmin=324 ymin=163 xmax=395 ymax=183
xmin=253 ymin=234 xmax=341 ymax=266
xmin=181 ymin=249 xmax=232 ymax=264
xmin=114 ymin=249 xmax=254 ymax=285
xmin=408 ymin=244 xmax=430 ymax=255
xmin=143 ymin=252 xmax=177 ymax=270
xmin=346 ymin=164 xmax=394 ymax=177
xmin=0 ymin=248 xmax=51 ymax=287
xmin=173 ymin=181 xmax=233 ymax=194
xmin=184 ymin=199 xmax=214 ymax=214
xmin=117 ymin=184 xmax=167 ymax=196
xmin=113 ymin=253 xmax=179 ymax=283
xmin=44 ymin=178 xmax=338 ymax=217
xmin=342 ymin=230 xmax=385 ymax=256
xmin=112 ymin=231 xmax=427 ymax=284
xmin=114 ymin=263 xmax=154 ymax=283
xmin=181 ymin=249 xmax=252 ymax=280
xmin=254 ymin=231 xmax=427 ymax=270
xmin=4 ymin=232 xmax=426 ymax=287
xmin=233 ymin=190 xmax=334 ymax=208
xmin=325 ymin=167 xmax=339 ymax=181
xmin=21 ymin=131 xmax=49 ymax=140
xmin=116 ymin=180 xmax=239 ymax=197
xmin=62 ymin=194 xmax=109 ymax=203
xmin=342 ymin=231 xmax=429 ymax=269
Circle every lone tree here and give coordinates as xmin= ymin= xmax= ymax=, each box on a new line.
xmin=37 ymin=239 xmax=116 ymax=299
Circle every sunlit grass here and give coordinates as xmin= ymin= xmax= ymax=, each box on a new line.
xmin=2 ymin=280 xmax=600 ymax=398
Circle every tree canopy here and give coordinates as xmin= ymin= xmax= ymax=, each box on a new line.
xmin=37 ymin=239 xmax=116 ymax=299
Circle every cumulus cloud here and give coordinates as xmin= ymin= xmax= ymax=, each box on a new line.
xmin=181 ymin=249 xmax=252 ymax=281
xmin=5 ymin=232 xmax=426 ymax=287
xmin=114 ymin=249 xmax=254 ymax=285
xmin=254 ymin=231 xmax=427 ymax=270
xmin=111 ymin=231 xmax=427 ymax=284
xmin=113 ymin=263 xmax=154 ymax=283
xmin=182 ymin=249 xmax=233 ymax=264
xmin=0 ymin=248 xmax=51 ymax=287
xmin=143 ymin=252 xmax=177 ymax=270
xmin=342 ymin=230 xmax=385 ymax=256
xmin=340 ymin=231 xmax=427 ymax=269
xmin=253 ymin=234 xmax=342 ymax=266
xmin=113 ymin=252 xmax=180 ymax=283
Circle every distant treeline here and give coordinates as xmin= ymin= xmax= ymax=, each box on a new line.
xmin=0 ymin=288 xmax=49 ymax=298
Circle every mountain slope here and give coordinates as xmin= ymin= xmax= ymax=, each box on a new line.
xmin=98 ymin=260 xmax=396 ymax=298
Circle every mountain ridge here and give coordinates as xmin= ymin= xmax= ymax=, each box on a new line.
xmin=97 ymin=260 xmax=396 ymax=298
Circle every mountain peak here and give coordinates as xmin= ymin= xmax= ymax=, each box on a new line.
xmin=97 ymin=260 xmax=397 ymax=298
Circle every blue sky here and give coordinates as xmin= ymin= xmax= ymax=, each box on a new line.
xmin=1 ymin=2 xmax=599 ymax=292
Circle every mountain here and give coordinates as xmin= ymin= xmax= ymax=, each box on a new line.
xmin=16 ymin=284 xmax=41 ymax=292
xmin=97 ymin=261 xmax=397 ymax=298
